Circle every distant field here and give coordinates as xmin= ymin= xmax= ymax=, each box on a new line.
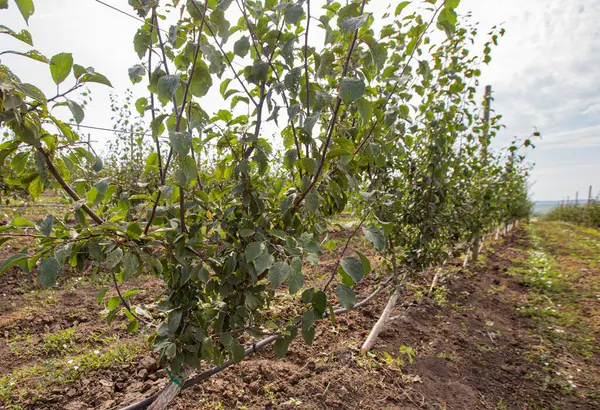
xmin=533 ymin=200 xmax=560 ymax=215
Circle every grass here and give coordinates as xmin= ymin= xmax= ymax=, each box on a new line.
xmin=0 ymin=336 xmax=144 ymax=405
xmin=514 ymin=222 xmax=600 ymax=405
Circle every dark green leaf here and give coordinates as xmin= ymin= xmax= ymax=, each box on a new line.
xmin=336 ymin=283 xmax=356 ymax=310
xmin=169 ymin=131 xmax=192 ymax=158
xmin=245 ymin=242 xmax=263 ymax=262
xmin=339 ymin=256 xmax=364 ymax=285
xmin=340 ymin=77 xmax=365 ymax=104
xmin=233 ymin=36 xmax=250 ymax=58
xmin=274 ymin=337 xmax=291 ymax=358
xmin=105 ymin=248 xmax=123 ymax=270
xmin=312 ymin=290 xmax=327 ymax=317
xmin=38 ymin=256 xmax=59 ymax=287
xmin=189 ymin=63 xmax=212 ymax=97
xmin=36 ymin=215 xmax=53 ymax=236
xmin=341 ymin=14 xmax=368 ymax=33
xmin=268 ymin=261 xmax=291 ymax=288
xmin=288 ymin=271 xmax=304 ymax=294
xmin=66 ymin=99 xmax=85 ymax=124
xmin=157 ymin=75 xmax=181 ymax=101
xmin=362 ymin=226 xmax=386 ymax=251
xmin=284 ymin=3 xmax=303 ymax=25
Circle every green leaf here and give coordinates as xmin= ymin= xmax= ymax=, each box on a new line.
xmin=49 ymin=53 xmax=73 ymax=85
xmin=233 ymin=36 xmax=250 ymax=57
xmin=14 ymin=0 xmax=34 ymax=24
xmin=189 ymin=63 xmax=212 ymax=97
xmin=135 ymin=97 xmax=148 ymax=115
xmin=340 ymin=77 xmax=365 ymax=104
xmin=107 ymin=295 xmax=121 ymax=311
xmin=341 ymin=14 xmax=369 ymax=33
xmin=274 ymin=337 xmax=291 ymax=358
xmin=122 ymin=252 xmax=139 ymax=279
xmin=301 ymin=310 xmax=316 ymax=345
xmin=73 ymin=64 xmax=87 ymax=79
xmin=97 ymin=287 xmax=109 ymax=304
xmin=356 ymin=98 xmax=372 ymax=127
xmin=36 ymin=215 xmax=53 ymax=236
xmin=157 ymin=74 xmax=181 ymax=101
xmin=38 ymin=256 xmax=59 ymax=287
xmin=0 ymin=0 xmax=7 ymax=9
xmin=169 ymin=131 xmax=192 ymax=158
xmin=254 ymin=251 xmax=274 ymax=276
xmin=17 ymin=83 xmax=46 ymax=103
xmin=66 ymin=99 xmax=85 ymax=124
xmin=239 ymin=228 xmax=254 ymax=238
xmin=83 ymin=72 xmax=112 ymax=87
xmin=288 ymin=271 xmax=304 ymax=294
xmin=244 ymin=241 xmax=264 ymax=262
xmin=12 ymin=216 xmax=35 ymax=227
xmin=0 ymin=253 xmax=28 ymax=275
xmin=54 ymin=243 xmax=73 ymax=264
xmin=362 ymin=226 xmax=386 ymax=251
xmin=2 ymin=49 xmax=47 ymax=63
xmin=312 ymin=290 xmax=327 ymax=317
xmin=336 ymin=283 xmax=356 ymax=310
xmin=128 ymin=64 xmax=145 ymax=84
xmin=105 ymin=248 xmax=123 ymax=270
xmin=127 ymin=222 xmax=143 ymax=239
xmin=395 ymin=1 xmax=410 ymax=16
xmin=175 ymin=156 xmax=198 ymax=186
xmin=339 ymin=256 xmax=364 ymax=285
xmin=284 ymin=3 xmax=303 ymax=25
xmin=355 ymin=250 xmax=372 ymax=277
xmin=134 ymin=27 xmax=151 ymax=59
xmin=268 ymin=261 xmax=291 ymax=288
xmin=229 ymin=340 xmax=245 ymax=363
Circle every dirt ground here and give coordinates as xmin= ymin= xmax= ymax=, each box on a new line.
xmin=0 ymin=223 xmax=599 ymax=410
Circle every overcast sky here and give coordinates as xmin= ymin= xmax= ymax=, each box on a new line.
xmin=1 ymin=0 xmax=598 ymax=201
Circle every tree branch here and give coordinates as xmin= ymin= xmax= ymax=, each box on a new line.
xmin=38 ymin=148 xmax=103 ymax=225
xmin=289 ymin=0 xmax=367 ymax=215
xmin=353 ymin=0 xmax=447 ymax=155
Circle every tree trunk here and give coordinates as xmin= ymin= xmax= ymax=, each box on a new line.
xmin=471 ymin=235 xmax=481 ymax=262
xmin=147 ymin=369 xmax=192 ymax=410
xmin=360 ymin=272 xmax=408 ymax=354
xmin=495 ymin=226 xmax=500 ymax=240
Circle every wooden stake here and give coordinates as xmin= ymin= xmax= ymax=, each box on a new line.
xmin=360 ymin=271 xmax=409 ymax=354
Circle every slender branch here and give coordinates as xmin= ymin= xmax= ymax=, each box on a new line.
xmin=289 ymin=0 xmax=367 ymax=215
xmin=111 ymin=271 xmax=152 ymax=325
xmin=179 ymin=187 xmax=187 ymax=233
xmin=304 ymin=0 xmax=311 ymax=117
xmin=148 ymin=9 xmax=163 ymax=187
xmin=38 ymin=148 xmax=103 ymax=225
xmin=323 ymin=210 xmax=371 ymax=292
xmin=190 ymin=0 xmax=258 ymax=107
xmin=235 ymin=0 xmax=262 ymax=59
xmin=177 ymin=0 xmax=209 ymax=128
xmin=353 ymin=0 xmax=447 ymax=155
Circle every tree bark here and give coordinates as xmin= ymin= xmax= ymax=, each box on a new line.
xmin=147 ymin=369 xmax=192 ymax=410
xmin=471 ymin=235 xmax=481 ymax=262
xmin=360 ymin=271 xmax=409 ymax=354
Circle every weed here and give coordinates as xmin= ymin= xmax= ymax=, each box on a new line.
xmin=438 ymin=352 xmax=457 ymax=361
